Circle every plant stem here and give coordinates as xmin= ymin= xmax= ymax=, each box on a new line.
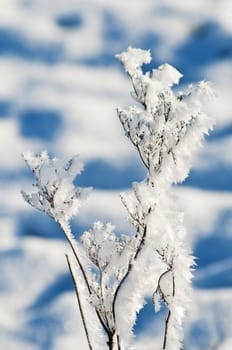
xmin=58 ymin=220 xmax=109 ymax=336
xmin=65 ymin=254 xmax=93 ymax=350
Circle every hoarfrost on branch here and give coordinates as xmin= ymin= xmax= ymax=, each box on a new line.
xmin=22 ymin=47 xmax=214 ymax=350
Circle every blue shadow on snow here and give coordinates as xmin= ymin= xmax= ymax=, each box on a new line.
xmin=134 ymin=299 xmax=167 ymax=336
xmin=29 ymin=273 xmax=73 ymax=311
xmin=55 ymin=12 xmax=83 ymax=30
xmin=194 ymin=208 xmax=232 ymax=288
xmin=175 ymin=21 xmax=232 ymax=82
xmin=0 ymin=100 xmax=12 ymax=117
xmin=76 ymin=159 xmax=145 ymax=190
xmin=17 ymin=212 xmax=63 ymax=240
xmin=208 ymin=123 xmax=232 ymax=141
xmin=0 ymin=28 xmax=63 ymax=63
xmin=19 ymin=108 xmax=62 ymax=141
xmin=183 ymin=165 xmax=232 ymax=192
xmin=22 ymin=311 xmax=62 ymax=350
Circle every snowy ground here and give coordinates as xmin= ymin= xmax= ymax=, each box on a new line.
xmin=0 ymin=1 xmax=232 ymax=349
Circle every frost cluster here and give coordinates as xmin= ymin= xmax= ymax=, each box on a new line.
xmin=81 ymin=222 xmax=133 ymax=333
xmin=117 ymin=47 xmax=214 ymax=186
xmin=22 ymin=151 xmax=90 ymax=222
xmin=22 ymin=47 xmax=214 ymax=350
xmin=114 ymin=47 xmax=214 ymax=350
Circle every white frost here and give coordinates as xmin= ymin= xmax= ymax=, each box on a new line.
xmin=116 ymin=46 xmax=151 ymax=76
xmin=22 ymin=47 xmax=214 ymax=350
xmin=22 ymin=152 xmax=90 ymax=222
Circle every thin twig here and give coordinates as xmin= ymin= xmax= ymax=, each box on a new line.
xmin=117 ymin=109 xmax=149 ymax=170
xmin=99 ymin=267 xmax=110 ymax=330
xmin=65 ymin=254 xmax=93 ymax=350
xmin=58 ymin=220 xmax=109 ymax=335
xmin=58 ymin=220 xmax=91 ymax=293
xmin=129 ymin=74 xmax=146 ymax=108
xmin=162 ymin=270 xmax=175 ymax=349
xmin=111 ymin=223 xmax=149 ymax=345
xmin=163 ymin=310 xmax=171 ymax=349
xmin=120 ymin=193 xmax=144 ymax=228
xmin=134 ymin=141 xmax=149 ymax=170
xmin=159 ymin=269 xmax=175 ymax=350
xmin=111 ymin=259 xmax=133 ymax=349
xmin=134 ymin=225 xmax=147 ymax=259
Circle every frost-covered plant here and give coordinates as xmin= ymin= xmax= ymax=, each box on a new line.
xmin=22 ymin=47 xmax=214 ymax=350
xmin=22 ymin=151 xmax=90 ymax=221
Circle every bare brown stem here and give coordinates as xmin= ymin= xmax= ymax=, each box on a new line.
xmin=65 ymin=254 xmax=93 ymax=350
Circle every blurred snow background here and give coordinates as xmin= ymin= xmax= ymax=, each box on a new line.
xmin=0 ymin=0 xmax=232 ymax=349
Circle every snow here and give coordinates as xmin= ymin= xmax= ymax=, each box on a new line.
xmin=1 ymin=0 xmax=232 ymax=349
